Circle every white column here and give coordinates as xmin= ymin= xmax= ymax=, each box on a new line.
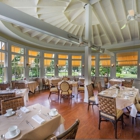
xmin=68 ymin=54 xmax=72 ymax=76
xmin=40 ymin=51 xmax=44 ymax=78
xmin=82 ymin=54 xmax=85 ymax=76
xmin=84 ymin=4 xmax=93 ymax=103
xmin=25 ymin=48 xmax=29 ymax=80
xmin=138 ymin=50 xmax=140 ymax=79
xmin=111 ymin=53 xmax=116 ymax=78
xmin=6 ymin=41 xmax=12 ymax=82
xmin=95 ymin=54 xmax=99 ymax=77
xmin=55 ymin=54 xmax=58 ymax=77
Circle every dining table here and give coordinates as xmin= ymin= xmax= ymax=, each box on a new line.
xmin=98 ymin=85 xmax=139 ymax=118
xmin=0 ymin=103 xmax=65 ymax=140
xmin=0 ymin=88 xmax=29 ymax=106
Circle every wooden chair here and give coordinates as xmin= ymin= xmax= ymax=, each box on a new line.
xmin=45 ymin=119 xmax=80 ymax=140
xmin=15 ymin=82 xmax=27 ymax=89
xmin=34 ymin=78 xmax=42 ymax=92
xmin=104 ymin=77 xmax=108 ymax=89
xmin=11 ymin=81 xmax=16 ymax=89
xmin=97 ymin=82 xmax=103 ymax=93
xmin=1 ymin=96 xmax=24 ymax=114
xmin=42 ymin=78 xmax=50 ymax=90
xmin=122 ymin=81 xmax=133 ymax=88
xmin=98 ymin=95 xmax=124 ymax=139
xmin=59 ymin=81 xmax=72 ymax=102
xmin=48 ymin=80 xmax=59 ymax=99
xmin=86 ymin=84 xmax=98 ymax=110
xmin=62 ymin=77 xmax=69 ymax=81
xmin=0 ymin=92 xmax=16 ymax=114
xmin=0 ymin=83 xmax=10 ymax=90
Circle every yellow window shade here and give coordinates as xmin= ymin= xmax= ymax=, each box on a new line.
xmin=18 ymin=56 xmax=24 ymax=66
xmin=44 ymin=59 xmax=52 ymax=66
xmin=28 ymin=50 xmax=39 ymax=56
xmin=100 ymin=60 xmax=110 ymax=67
xmin=91 ymin=60 xmax=95 ymax=66
xmin=0 ymin=52 xmax=5 ymax=64
xmin=58 ymin=60 xmax=66 ymax=66
xmin=117 ymin=52 xmax=138 ymax=61
xmin=58 ymin=55 xmax=68 ymax=59
xmin=72 ymin=56 xmax=81 ymax=59
xmin=44 ymin=53 xmax=54 ymax=58
xmin=29 ymin=57 xmax=35 ymax=64
xmin=118 ymin=61 xmax=137 ymax=66
xmin=72 ymin=61 xmax=81 ymax=66
xmin=100 ymin=54 xmax=111 ymax=59
xmin=91 ymin=56 xmax=95 ymax=59
xmin=11 ymin=46 xmax=21 ymax=53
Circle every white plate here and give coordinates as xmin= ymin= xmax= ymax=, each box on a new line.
xmin=49 ymin=111 xmax=58 ymax=117
xmin=5 ymin=129 xmax=20 ymax=139
xmin=4 ymin=111 xmax=15 ymax=117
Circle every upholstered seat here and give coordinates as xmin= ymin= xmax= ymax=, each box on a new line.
xmin=50 ymin=87 xmax=58 ymax=92
xmin=98 ymin=94 xmax=124 ymax=139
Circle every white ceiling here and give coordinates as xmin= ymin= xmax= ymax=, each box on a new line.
xmin=0 ymin=0 xmax=140 ymax=52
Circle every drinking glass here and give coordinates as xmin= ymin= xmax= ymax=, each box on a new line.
xmin=16 ymin=106 xmax=22 ymax=118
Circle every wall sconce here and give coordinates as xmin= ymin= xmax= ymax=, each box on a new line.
xmin=139 ymin=63 xmax=140 ymax=66
xmin=82 ymin=64 xmax=85 ymax=67
xmin=56 ymin=64 xmax=59 ymax=67
xmin=111 ymin=64 xmax=114 ymax=67
xmin=26 ymin=63 xmax=30 ymax=67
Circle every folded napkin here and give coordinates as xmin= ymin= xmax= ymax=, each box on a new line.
xmin=32 ymin=115 xmax=45 ymax=124
xmin=20 ymin=107 xmax=30 ymax=113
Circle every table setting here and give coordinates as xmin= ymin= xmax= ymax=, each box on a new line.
xmin=0 ymin=103 xmax=65 ymax=140
xmin=99 ymin=85 xmax=139 ymax=118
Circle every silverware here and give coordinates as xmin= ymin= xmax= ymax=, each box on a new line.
xmin=1 ymin=134 xmax=5 ymax=140
xmin=26 ymin=120 xmax=34 ymax=129
xmin=47 ymin=113 xmax=52 ymax=119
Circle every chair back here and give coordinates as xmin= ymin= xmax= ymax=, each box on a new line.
xmin=42 ymin=78 xmax=49 ymax=85
xmin=35 ymin=78 xmax=42 ymax=86
xmin=62 ymin=77 xmax=69 ymax=81
xmin=51 ymin=79 xmax=61 ymax=87
xmin=122 ymin=81 xmax=133 ymax=88
xmin=104 ymin=77 xmax=108 ymax=83
xmin=98 ymin=95 xmax=117 ymax=117
xmin=60 ymin=81 xmax=70 ymax=92
xmin=86 ymin=84 xmax=94 ymax=99
xmin=97 ymin=82 xmax=102 ymax=92
xmin=0 ymin=83 xmax=10 ymax=90
xmin=56 ymin=119 xmax=80 ymax=139
xmin=11 ymin=81 xmax=16 ymax=89
xmin=1 ymin=96 xmax=24 ymax=114
xmin=15 ymin=82 xmax=27 ymax=89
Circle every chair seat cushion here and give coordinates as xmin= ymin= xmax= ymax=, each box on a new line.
xmin=78 ymin=86 xmax=84 ymax=91
xmin=136 ymin=103 xmax=140 ymax=112
xmin=89 ymin=96 xmax=95 ymax=102
xmin=101 ymin=109 xmax=123 ymax=120
xmin=60 ymin=90 xmax=72 ymax=95
xmin=50 ymin=87 xmax=58 ymax=92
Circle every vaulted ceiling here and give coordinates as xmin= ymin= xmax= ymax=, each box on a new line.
xmin=0 ymin=0 xmax=140 ymax=52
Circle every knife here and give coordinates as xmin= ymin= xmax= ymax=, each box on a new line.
xmin=26 ymin=120 xmax=35 ymax=129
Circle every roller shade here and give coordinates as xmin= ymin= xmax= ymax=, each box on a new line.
xmin=72 ymin=60 xmax=81 ymax=66
xmin=72 ymin=56 xmax=81 ymax=59
xmin=44 ymin=59 xmax=52 ymax=66
xmin=0 ymin=52 xmax=5 ymax=65
xmin=58 ymin=55 xmax=68 ymax=59
xmin=100 ymin=54 xmax=111 ymax=59
xmin=11 ymin=46 xmax=21 ymax=53
xmin=58 ymin=60 xmax=66 ymax=66
xmin=117 ymin=52 xmax=138 ymax=61
xmin=100 ymin=60 xmax=110 ymax=67
xmin=18 ymin=56 xmax=24 ymax=66
xmin=91 ymin=56 xmax=95 ymax=59
xmin=91 ymin=60 xmax=95 ymax=66
xmin=44 ymin=53 xmax=54 ymax=58
xmin=28 ymin=50 xmax=39 ymax=56
xmin=118 ymin=61 xmax=137 ymax=66
xmin=29 ymin=57 xmax=35 ymax=64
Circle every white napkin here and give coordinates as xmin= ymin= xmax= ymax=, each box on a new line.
xmin=130 ymin=104 xmax=137 ymax=118
xmin=32 ymin=115 xmax=45 ymax=124
xmin=20 ymin=107 xmax=30 ymax=113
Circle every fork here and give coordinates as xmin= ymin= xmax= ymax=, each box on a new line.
xmin=26 ymin=120 xmax=35 ymax=129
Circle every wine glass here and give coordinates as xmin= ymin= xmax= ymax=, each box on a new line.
xmin=16 ymin=106 xmax=22 ymax=118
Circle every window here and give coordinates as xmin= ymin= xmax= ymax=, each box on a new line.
xmin=116 ymin=52 xmax=138 ymax=78
xmin=91 ymin=56 xmax=95 ymax=76
xmin=28 ymin=50 xmax=40 ymax=78
xmin=72 ymin=55 xmax=81 ymax=76
xmin=11 ymin=46 xmax=24 ymax=80
xmin=58 ymin=55 xmax=68 ymax=76
xmin=99 ymin=54 xmax=111 ymax=77
xmin=44 ymin=53 xmax=54 ymax=77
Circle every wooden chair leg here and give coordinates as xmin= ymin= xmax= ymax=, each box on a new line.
xmin=88 ymin=102 xmax=90 ymax=110
xmin=48 ymin=92 xmax=51 ymax=99
xmin=98 ymin=115 xmax=101 ymax=130
xmin=122 ymin=115 xmax=124 ymax=129
xmin=114 ymin=122 xmax=117 ymax=139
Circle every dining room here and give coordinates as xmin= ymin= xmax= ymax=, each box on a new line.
xmin=0 ymin=0 xmax=140 ymax=139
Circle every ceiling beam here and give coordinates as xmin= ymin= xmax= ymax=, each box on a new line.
xmin=0 ymin=2 xmax=79 ymax=44
xmin=31 ymin=32 xmax=40 ymax=37
xmin=22 ymin=28 xmax=31 ymax=33
xmin=121 ymin=0 xmax=132 ymax=41
xmin=109 ymin=0 xmax=124 ymax=42
xmin=92 ymin=5 xmax=111 ymax=44
xmin=99 ymin=2 xmax=117 ymax=43
xmin=39 ymin=34 xmax=47 ymax=41
xmin=134 ymin=0 xmax=139 ymax=39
